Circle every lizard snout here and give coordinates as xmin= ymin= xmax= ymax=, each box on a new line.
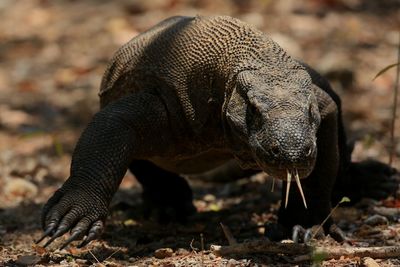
xmin=252 ymin=138 xmax=317 ymax=181
xmin=268 ymin=141 xmax=316 ymax=165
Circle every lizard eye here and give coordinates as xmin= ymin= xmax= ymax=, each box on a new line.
xmin=308 ymin=103 xmax=320 ymax=126
xmin=247 ymin=104 xmax=264 ymax=129
xmin=308 ymin=103 xmax=315 ymax=125
xmin=248 ymin=104 xmax=259 ymax=115
xmin=308 ymin=103 xmax=313 ymax=116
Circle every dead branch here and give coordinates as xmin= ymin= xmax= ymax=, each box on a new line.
xmin=220 ymin=223 xmax=237 ymax=245
xmin=210 ymin=240 xmax=310 ymax=256
xmin=211 ymin=240 xmax=400 ymax=261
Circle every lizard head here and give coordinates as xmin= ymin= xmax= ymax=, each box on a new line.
xmin=225 ymin=69 xmax=321 ymax=182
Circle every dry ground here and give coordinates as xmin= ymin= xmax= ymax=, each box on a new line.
xmin=1 ymin=0 xmax=400 ymax=266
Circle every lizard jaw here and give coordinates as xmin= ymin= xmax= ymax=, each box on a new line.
xmin=285 ymin=168 xmax=308 ymax=209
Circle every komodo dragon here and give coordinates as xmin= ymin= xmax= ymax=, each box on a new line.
xmin=37 ymin=15 xmax=397 ymax=248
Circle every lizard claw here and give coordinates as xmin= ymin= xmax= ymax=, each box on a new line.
xmin=59 ymin=220 xmax=104 ymax=250
xmin=292 ymin=224 xmax=345 ymax=243
xmin=43 ymin=223 xmax=72 ymax=248
xmin=266 ymin=223 xmax=345 ymax=243
xmin=292 ymin=225 xmax=324 ymax=243
xmin=38 ymin=185 xmax=108 ymax=249
xmin=77 ymin=221 xmax=104 ymax=248
xmin=35 ymin=225 xmax=56 ymax=244
xmin=60 ymin=231 xmax=82 ymax=250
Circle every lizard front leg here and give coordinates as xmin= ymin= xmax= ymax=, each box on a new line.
xmin=301 ymin=62 xmax=398 ymax=206
xmin=37 ymin=92 xmax=173 ymax=249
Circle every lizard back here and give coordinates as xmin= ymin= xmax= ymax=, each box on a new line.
xmin=99 ymin=15 xmax=293 ymax=132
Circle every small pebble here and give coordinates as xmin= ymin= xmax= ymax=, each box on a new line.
xmin=175 ymin=248 xmax=189 ymax=255
xmin=373 ymin=206 xmax=400 ymax=218
xmin=227 ymin=258 xmax=239 ymax=267
xmin=4 ymin=177 xmax=38 ymax=199
xmin=15 ymin=255 xmax=41 ymax=266
xmin=154 ymin=248 xmax=173 ymax=259
xmin=364 ymin=214 xmax=389 ymax=226
xmin=75 ymin=259 xmax=87 ymax=264
xmin=361 ymin=257 xmax=380 ymax=267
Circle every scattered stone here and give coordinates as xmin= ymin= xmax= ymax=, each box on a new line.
xmin=154 ymin=248 xmax=174 ymax=259
xmin=75 ymin=259 xmax=87 ymax=265
xmin=361 ymin=257 xmax=380 ymax=267
xmin=364 ymin=214 xmax=389 ymax=226
xmin=3 ymin=177 xmax=38 ymax=200
xmin=15 ymin=255 xmax=41 ymax=266
xmin=227 ymin=258 xmax=239 ymax=267
xmin=102 ymin=261 xmax=120 ymax=267
xmin=373 ymin=206 xmax=400 ymax=218
xmin=175 ymin=248 xmax=189 ymax=255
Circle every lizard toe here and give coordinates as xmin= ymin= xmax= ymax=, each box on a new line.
xmin=41 ymin=203 xmax=81 ymax=247
xmin=41 ymin=189 xmax=65 ymax=229
xmin=77 ymin=220 xmax=104 ymax=248
xmin=265 ymin=223 xmax=345 ymax=243
xmin=293 ymin=224 xmax=345 ymax=243
xmin=41 ymin=200 xmax=71 ymax=240
xmin=35 ymin=224 xmax=57 ymax=244
xmin=39 ymin=186 xmax=109 ymax=249
xmin=43 ymin=225 xmax=70 ymax=248
xmin=60 ymin=218 xmax=103 ymax=249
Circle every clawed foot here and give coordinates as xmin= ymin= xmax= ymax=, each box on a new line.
xmin=129 ymin=160 xmax=197 ymax=224
xmin=36 ymin=185 xmax=108 ymax=250
xmin=265 ymin=222 xmax=346 ymax=243
xmin=333 ymin=160 xmax=398 ymax=204
xmin=142 ymin=187 xmax=197 ymax=223
xmin=291 ymin=224 xmax=346 ymax=243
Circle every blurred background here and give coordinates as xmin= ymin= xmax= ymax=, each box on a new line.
xmin=0 ymin=0 xmax=399 ymax=264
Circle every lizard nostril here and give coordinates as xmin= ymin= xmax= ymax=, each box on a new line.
xmin=270 ymin=145 xmax=281 ymax=157
xmin=305 ymin=143 xmax=315 ymax=157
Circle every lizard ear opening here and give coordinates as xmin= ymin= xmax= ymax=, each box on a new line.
xmin=225 ymin=86 xmax=248 ymax=138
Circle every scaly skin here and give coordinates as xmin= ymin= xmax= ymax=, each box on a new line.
xmin=38 ymin=15 xmax=398 ymax=248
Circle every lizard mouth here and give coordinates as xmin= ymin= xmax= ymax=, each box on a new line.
xmin=266 ymin=167 xmax=312 ymax=180
xmin=283 ymin=168 xmax=308 ymax=210
xmin=261 ymin=165 xmax=311 ymax=210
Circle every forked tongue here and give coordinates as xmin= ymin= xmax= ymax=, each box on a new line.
xmin=285 ymin=169 xmax=308 ymax=209
xmin=285 ymin=170 xmax=291 ymax=208
xmin=294 ymin=169 xmax=307 ymax=209
xmin=271 ymin=178 xmax=275 ymax=192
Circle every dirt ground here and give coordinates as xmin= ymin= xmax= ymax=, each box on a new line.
xmin=1 ymin=0 xmax=400 ymax=266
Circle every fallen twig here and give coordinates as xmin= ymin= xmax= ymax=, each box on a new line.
xmin=211 ymin=240 xmax=400 ymax=261
xmin=211 ymin=240 xmax=310 ymax=256
xmin=220 ymin=223 xmax=237 ymax=245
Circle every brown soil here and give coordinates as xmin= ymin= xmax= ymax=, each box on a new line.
xmin=1 ymin=0 xmax=400 ymax=266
